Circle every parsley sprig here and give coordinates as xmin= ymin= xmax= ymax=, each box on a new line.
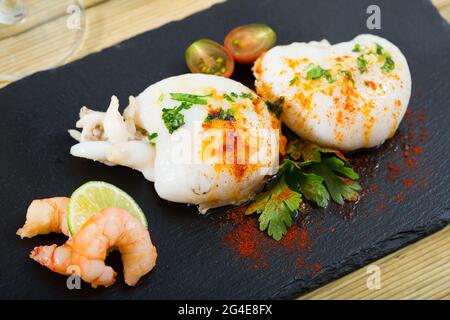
xmin=246 ymin=139 xmax=361 ymax=240
xmin=246 ymin=176 xmax=302 ymax=241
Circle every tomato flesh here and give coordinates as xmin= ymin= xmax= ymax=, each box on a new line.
xmin=185 ymin=39 xmax=234 ymax=78
xmin=224 ymin=24 xmax=277 ymax=64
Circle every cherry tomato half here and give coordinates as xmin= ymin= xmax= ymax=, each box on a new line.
xmin=224 ymin=24 xmax=277 ymax=64
xmin=185 ymin=39 xmax=234 ymax=78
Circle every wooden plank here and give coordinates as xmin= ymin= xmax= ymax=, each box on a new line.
xmin=300 ymin=226 xmax=450 ymax=299
xmin=432 ymin=0 xmax=450 ymax=20
xmin=0 ymin=0 xmax=225 ymax=86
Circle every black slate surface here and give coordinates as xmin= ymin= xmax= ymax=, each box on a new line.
xmin=0 ymin=0 xmax=449 ymax=299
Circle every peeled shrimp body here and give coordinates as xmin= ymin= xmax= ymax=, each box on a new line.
xmin=16 ymin=197 xmax=69 ymax=238
xmin=30 ymin=208 xmax=157 ymax=287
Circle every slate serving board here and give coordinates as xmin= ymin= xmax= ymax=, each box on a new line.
xmin=0 ymin=0 xmax=449 ymax=299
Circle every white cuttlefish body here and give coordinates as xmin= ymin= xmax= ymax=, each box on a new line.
xmin=69 ymin=74 xmax=280 ymax=212
xmin=254 ymin=34 xmax=412 ymax=151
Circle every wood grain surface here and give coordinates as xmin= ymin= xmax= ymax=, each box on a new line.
xmin=1 ymin=0 xmax=449 ymax=300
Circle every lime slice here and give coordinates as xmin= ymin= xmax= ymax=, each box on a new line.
xmin=68 ymin=181 xmax=148 ymax=235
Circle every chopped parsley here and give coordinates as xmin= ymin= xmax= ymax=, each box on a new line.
xmin=375 ymin=43 xmax=383 ymax=55
xmin=204 ymin=107 xmax=235 ymax=122
xmin=161 ymin=101 xmax=192 ymax=134
xmin=224 ymin=92 xmax=254 ymax=101
xmin=162 ymin=92 xmax=212 ymax=133
xmin=240 ymin=92 xmax=254 ymax=99
xmin=147 ymin=132 xmax=158 ymax=145
xmin=352 ymin=43 xmax=361 ymax=52
xmin=354 ymin=43 xmax=395 ymax=74
xmin=158 ymin=93 xmax=164 ymax=102
xmin=169 ymin=93 xmax=211 ymax=105
xmin=374 ymin=43 xmax=395 ymax=73
xmin=266 ymin=97 xmax=284 ymax=118
xmin=340 ymin=70 xmax=355 ymax=84
xmin=306 ymin=65 xmax=334 ymax=83
xmin=381 ymin=55 xmax=395 ymax=73
xmin=289 ymin=74 xmax=299 ymax=86
xmin=245 ymin=139 xmax=360 ymax=240
xmin=223 ymin=93 xmax=236 ymax=102
xmin=357 ymin=55 xmax=368 ymax=73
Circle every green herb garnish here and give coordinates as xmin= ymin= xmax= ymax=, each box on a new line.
xmin=162 ymin=93 xmax=212 ymax=133
xmin=381 ymin=55 xmax=395 ymax=73
xmin=266 ymin=97 xmax=284 ymax=118
xmin=308 ymin=157 xmax=361 ymax=205
xmin=306 ymin=65 xmax=334 ymax=83
xmin=169 ymin=93 xmax=211 ymax=105
xmin=352 ymin=43 xmax=361 ymax=52
xmin=354 ymin=43 xmax=395 ymax=74
xmin=240 ymin=92 xmax=254 ymax=99
xmin=306 ymin=65 xmax=324 ymax=79
xmin=223 ymin=93 xmax=235 ymax=102
xmin=285 ymin=167 xmax=329 ymax=208
xmin=286 ymin=139 xmax=346 ymax=163
xmin=374 ymin=43 xmax=395 ymax=73
xmin=162 ymin=102 xmax=192 ymax=134
xmin=357 ymin=55 xmax=367 ymax=73
xmin=340 ymin=70 xmax=355 ymax=84
xmin=246 ymin=176 xmax=302 ymax=241
xmin=245 ymin=139 xmax=360 ymax=240
xmin=147 ymin=132 xmax=158 ymax=145
xmin=375 ymin=43 xmax=383 ymax=55
xmin=289 ymin=74 xmax=299 ymax=86
xmin=204 ymin=107 xmax=235 ymax=122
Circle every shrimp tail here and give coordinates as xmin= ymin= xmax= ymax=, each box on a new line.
xmin=30 ymin=242 xmax=73 ymax=275
xmin=122 ymin=235 xmax=158 ymax=286
xmin=30 ymin=242 xmax=117 ymax=288
xmin=17 ymin=197 xmax=69 ymax=238
xmin=93 ymin=269 xmax=117 ymax=288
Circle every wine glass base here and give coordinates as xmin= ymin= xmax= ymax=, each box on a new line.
xmin=0 ymin=0 xmax=85 ymax=82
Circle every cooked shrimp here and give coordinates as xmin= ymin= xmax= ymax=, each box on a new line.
xmin=30 ymin=208 xmax=157 ymax=287
xmin=16 ymin=197 xmax=69 ymax=238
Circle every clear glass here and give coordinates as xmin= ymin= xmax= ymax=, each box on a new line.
xmin=0 ymin=0 xmax=85 ymax=81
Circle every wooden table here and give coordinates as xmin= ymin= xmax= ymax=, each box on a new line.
xmin=2 ymin=0 xmax=449 ymax=299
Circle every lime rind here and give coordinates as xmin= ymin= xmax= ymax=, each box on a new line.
xmin=68 ymin=181 xmax=148 ymax=235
